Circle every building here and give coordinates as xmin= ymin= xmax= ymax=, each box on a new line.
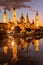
xmin=25 ymin=13 xmax=30 ymax=28
xmin=0 ymin=8 xmax=40 ymax=33
xmin=3 ymin=10 xmax=8 ymax=23
xmin=35 ymin=11 xmax=39 ymax=28
xmin=20 ymin=13 xmax=25 ymax=24
xmin=12 ymin=8 xmax=17 ymax=25
xmin=0 ymin=23 xmax=8 ymax=31
xmin=30 ymin=20 xmax=35 ymax=29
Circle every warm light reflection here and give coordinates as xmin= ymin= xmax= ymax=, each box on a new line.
xmin=4 ymin=46 xmax=8 ymax=54
xmin=12 ymin=43 xmax=17 ymax=60
xmin=11 ymin=40 xmax=15 ymax=47
xmin=11 ymin=26 xmax=14 ymax=30
xmin=9 ymin=39 xmax=18 ymax=60
xmin=20 ymin=39 xmax=25 ymax=49
xmin=24 ymin=42 xmax=29 ymax=51
xmin=35 ymin=40 xmax=39 ymax=53
xmin=12 ymin=8 xmax=17 ymax=25
xmin=8 ymin=36 xmax=15 ymax=47
xmin=4 ymin=10 xmax=8 ymax=23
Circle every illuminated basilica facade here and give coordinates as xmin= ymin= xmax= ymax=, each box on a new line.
xmin=0 ymin=8 xmax=39 ymax=32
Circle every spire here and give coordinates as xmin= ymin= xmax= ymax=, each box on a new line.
xmin=25 ymin=13 xmax=30 ymax=23
xmin=32 ymin=20 xmax=34 ymax=24
xmin=35 ymin=11 xmax=39 ymax=28
xmin=35 ymin=11 xmax=39 ymax=21
xmin=3 ymin=10 xmax=8 ymax=23
xmin=13 ymin=7 xmax=16 ymax=10
xmin=26 ymin=13 xmax=28 ymax=18
xmin=4 ymin=10 xmax=6 ymax=15
xmin=36 ymin=11 xmax=38 ymax=15
xmin=21 ymin=13 xmax=23 ymax=16
xmin=12 ymin=7 xmax=17 ymax=24
xmin=20 ymin=13 xmax=25 ymax=23
xmin=21 ymin=13 xmax=24 ymax=18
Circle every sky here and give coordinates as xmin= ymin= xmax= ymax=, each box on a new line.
xmin=0 ymin=0 xmax=43 ymax=26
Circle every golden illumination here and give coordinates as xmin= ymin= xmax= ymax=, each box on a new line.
xmin=8 ymin=38 xmax=17 ymax=60
xmin=11 ymin=26 xmax=14 ymax=30
xmin=20 ymin=13 xmax=25 ymax=24
xmin=35 ymin=40 xmax=39 ymax=53
xmin=12 ymin=8 xmax=17 ymax=24
xmin=3 ymin=10 xmax=8 ymax=23
xmin=12 ymin=43 xmax=17 ymax=60
xmin=36 ymin=20 xmax=39 ymax=28
xmin=11 ymin=40 xmax=15 ymax=47
xmin=35 ymin=11 xmax=39 ymax=28
xmin=4 ymin=46 xmax=8 ymax=54
xmin=20 ymin=39 xmax=25 ymax=49
xmin=25 ymin=14 xmax=30 ymax=28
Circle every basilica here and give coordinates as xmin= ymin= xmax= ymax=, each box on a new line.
xmin=0 ymin=8 xmax=39 ymax=32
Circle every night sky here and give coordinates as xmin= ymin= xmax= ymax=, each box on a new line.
xmin=0 ymin=0 xmax=43 ymax=26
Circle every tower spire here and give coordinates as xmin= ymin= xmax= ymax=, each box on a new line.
xmin=3 ymin=10 xmax=8 ymax=23
xmin=35 ymin=11 xmax=39 ymax=28
xmin=20 ymin=13 xmax=25 ymax=23
xmin=25 ymin=13 xmax=30 ymax=25
xmin=26 ymin=13 xmax=29 ymax=22
xmin=12 ymin=7 xmax=17 ymax=25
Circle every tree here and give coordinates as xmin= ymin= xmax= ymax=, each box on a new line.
xmin=14 ymin=26 xmax=21 ymax=33
xmin=0 ymin=30 xmax=8 ymax=47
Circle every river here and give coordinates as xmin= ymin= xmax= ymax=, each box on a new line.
xmin=0 ymin=36 xmax=43 ymax=65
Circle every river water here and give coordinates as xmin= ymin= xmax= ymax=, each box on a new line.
xmin=0 ymin=36 xmax=43 ymax=65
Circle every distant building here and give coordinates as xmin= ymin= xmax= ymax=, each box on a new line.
xmin=0 ymin=23 xmax=8 ymax=31
xmin=25 ymin=13 xmax=30 ymax=23
xmin=20 ymin=13 xmax=25 ymax=24
xmin=35 ymin=11 xmax=39 ymax=28
xmin=17 ymin=13 xmax=25 ymax=32
xmin=0 ymin=9 xmax=40 ymax=32
xmin=12 ymin=8 xmax=17 ymax=25
xmin=3 ymin=10 xmax=8 ymax=23
xmin=25 ymin=13 xmax=30 ymax=28
xmin=30 ymin=20 xmax=35 ymax=29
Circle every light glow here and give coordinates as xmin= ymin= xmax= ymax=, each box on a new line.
xmin=11 ymin=40 xmax=15 ymax=47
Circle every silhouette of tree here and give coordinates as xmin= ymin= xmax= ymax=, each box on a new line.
xmin=14 ymin=26 xmax=21 ymax=33
xmin=0 ymin=30 xmax=8 ymax=47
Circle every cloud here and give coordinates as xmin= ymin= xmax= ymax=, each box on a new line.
xmin=0 ymin=0 xmax=31 ymax=10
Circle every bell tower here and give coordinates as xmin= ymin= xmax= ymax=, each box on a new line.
xmin=12 ymin=8 xmax=17 ymax=24
xmin=3 ymin=10 xmax=8 ymax=23
xmin=35 ymin=11 xmax=39 ymax=28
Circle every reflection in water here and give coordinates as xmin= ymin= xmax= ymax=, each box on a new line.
xmin=20 ymin=39 xmax=25 ymax=50
xmin=31 ymin=39 xmax=39 ymax=53
xmin=3 ymin=36 xmax=39 ymax=59
xmin=12 ymin=42 xmax=17 ymax=60
xmin=4 ymin=46 xmax=8 ymax=54
xmin=9 ymin=37 xmax=17 ymax=60
xmin=11 ymin=40 xmax=15 ymax=47
xmin=35 ymin=40 xmax=39 ymax=53
xmin=3 ymin=36 xmax=18 ymax=60
xmin=20 ymin=38 xmax=30 ymax=51
xmin=0 ymin=35 xmax=43 ymax=65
